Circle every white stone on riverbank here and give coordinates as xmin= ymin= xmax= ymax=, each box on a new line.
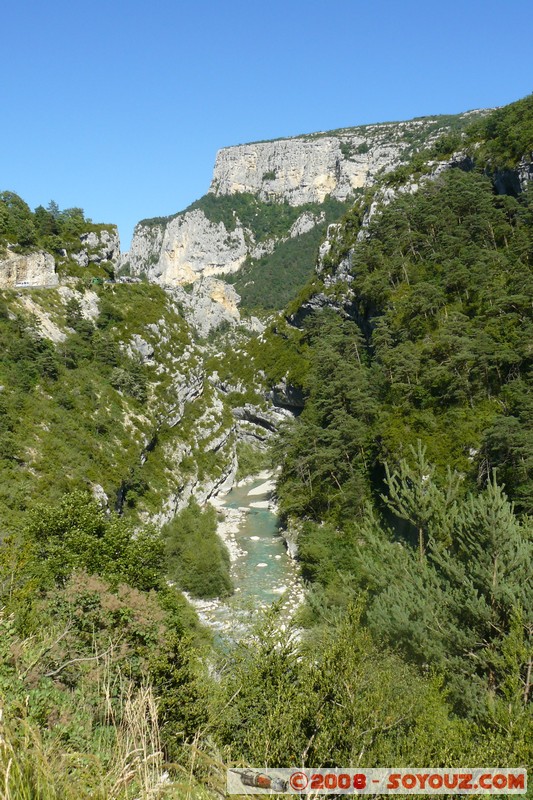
xmin=208 ymin=497 xmax=246 ymax=561
xmin=236 ymin=469 xmax=272 ymax=488
xmin=196 ymin=471 xmax=305 ymax=639
xmin=247 ymin=479 xmax=275 ymax=496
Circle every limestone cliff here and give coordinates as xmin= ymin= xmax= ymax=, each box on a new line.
xmin=70 ymin=227 xmax=120 ymax=269
xmin=126 ymin=210 xmax=247 ymax=284
xmin=0 ymin=249 xmax=58 ymax=288
xmin=170 ymin=276 xmax=241 ymax=338
xmin=127 ymin=112 xmax=482 ymax=289
xmin=209 ymin=118 xmax=453 ymax=204
xmin=0 ymin=225 xmax=120 ymax=289
xmin=125 ymin=205 xmax=329 ymax=289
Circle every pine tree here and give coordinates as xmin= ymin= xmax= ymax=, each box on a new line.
xmin=366 ymin=472 xmax=533 ymax=715
xmin=430 ymin=478 xmax=533 ymax=710
xmin=381 ymin=441 xmax=463 ymax=559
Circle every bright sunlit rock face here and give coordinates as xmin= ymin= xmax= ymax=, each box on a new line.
xmin=126 ymin=113 xmax=481 ymax=289
xmin=0 ymin=250 xmax=58 ymax=288
xmin=208 ymin=118 xmax=459 ymax=204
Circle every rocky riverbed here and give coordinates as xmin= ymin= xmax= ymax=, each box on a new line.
xmin=185 ymin=471 xmax=303 ymax=639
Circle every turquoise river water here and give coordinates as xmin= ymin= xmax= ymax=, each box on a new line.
xmin=189 ymin=475 xmax=302 ymax=638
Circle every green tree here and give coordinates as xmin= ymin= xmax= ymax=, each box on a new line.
xmin=22 ymin=491 xmax=164 ymax=592
xmin=65 ymin=297 xmax=83 ymax=329
xmin=149 ymin=632 xmax=208 ymax=761
xmin=214 ymin=605 xmax=475 ymax=767
xmin=46 ymin=199 xmax=60 ymax=218
xmin=163 ymin=499 xmax=232 ymax=599
xmin=33 ymin=205 xmax=59 ymax=238
xmin=277 ymin=312 xmax=377 ymax=523
xmin=0 ymin=191 xmax=36 ymax=247
xmin=381 ymin=441 xmax=463 ymax=559
xmin=365 ymin=474 xmax=533 ymax=716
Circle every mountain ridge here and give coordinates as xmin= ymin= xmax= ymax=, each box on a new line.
xmin=124 ymin=108 xmax=488 ymax=294
xmin=209 ymin=107 xmax=490 ymax=149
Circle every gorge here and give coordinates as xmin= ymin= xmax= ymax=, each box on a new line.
xmin=0 ymin=94 xmax=532 ymax=798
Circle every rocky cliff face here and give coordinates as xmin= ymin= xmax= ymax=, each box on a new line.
xmin=209 ymin=119 xmax=447 ymax=204
xmin=0 ymin=226 xmax=120 ymax=289
xmin=126 ymin=210 xmax=247 ymax=284
xmin=0 ymin=249 xmax=58 ymax=288
xmin=170 ymin=277 xmax=241 ymax=338
xmin=125 ymin=206 xmax=330 ymax=290
xmin=71 ymin=227 xmax=120 ymax=268
xmin=127 ymin=113 xmax=479 ymax=288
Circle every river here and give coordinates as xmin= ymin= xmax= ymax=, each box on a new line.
xmin=187 ymin=472 xmax=303 ymax=640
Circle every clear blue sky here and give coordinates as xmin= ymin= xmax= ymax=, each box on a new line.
xmin=1 ymin=0 xmax=531 ymax=249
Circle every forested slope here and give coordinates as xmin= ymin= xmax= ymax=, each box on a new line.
xmin=265 ymin=95 xmax=533 ymax=723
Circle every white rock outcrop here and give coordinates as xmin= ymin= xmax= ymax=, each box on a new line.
xmin=0 ymin=250 xmax=57 ymax=288
xmin=71 ymin=227 xmax=120 ymax=268
xmin=17 ymin=295 xmax=66 ymax=342
xmin=289 ymin=210 xmax=325 ymax=237
xmin=171 ymin=277 xmax=241 ymax=338
xmin=209 ymin=118 xmax=467 ymax=204
xmin=127 ymin=112 xmax=484 ymax=288
xmin=126 ymin=210 xmax=247 ymax=285
xmin=58 ymin=287 xmax=100 ymax=321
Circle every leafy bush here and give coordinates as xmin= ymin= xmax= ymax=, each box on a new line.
xmin=110 ymin=361 xmax=147 ymax=403
xmin=235 ymin=442 xmax=271 ymax=480
xmin=22 ymin=490 xmax=165 ymax=591
xmin=212 ymin=606 xmax=532 ymax=767
xmin=163 ymin=499 xmax=232 ymax=599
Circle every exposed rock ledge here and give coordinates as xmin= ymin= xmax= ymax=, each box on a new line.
xmin=232 ymin=404 xmax=293 ymax=432
xmin=0 ymin=250 xmax=57 ymax=289
xmin=125 ymin=210 xmax=247 ymax=285
xmin=209 ymin=115 xmax=481 ymax=205
xmin=169 ymin=277 xmax=241 ymax=337
xmin=71 ymin=228 xmax=120 ymax=268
